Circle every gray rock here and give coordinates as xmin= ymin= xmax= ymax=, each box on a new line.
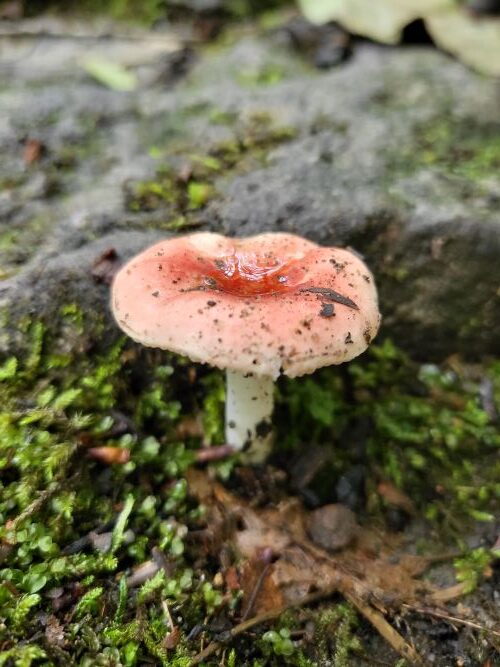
xmin=0 ymin=24 xmax=499 ymax=358
xmin=307 ymin=503 xmax=358 ymax=551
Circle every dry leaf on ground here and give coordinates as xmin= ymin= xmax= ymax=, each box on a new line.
xmin=299 ymin=0 xmax=500 ymax=75
xmin=186 ymin=470 xmax=498 ymax=664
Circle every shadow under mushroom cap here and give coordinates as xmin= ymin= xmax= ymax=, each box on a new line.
xmin=111 ymin=232 xmax=381 ymax=379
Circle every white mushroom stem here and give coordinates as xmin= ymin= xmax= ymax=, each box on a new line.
xmin=225 ymin=370 xmax=274 ymax=462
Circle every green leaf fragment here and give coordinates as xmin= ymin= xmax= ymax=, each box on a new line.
xmin=82 ymin=58 xmax=137 ymax=91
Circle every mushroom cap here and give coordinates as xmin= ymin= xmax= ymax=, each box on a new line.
xmin=111 ymin=232 xmax=380 ymax=379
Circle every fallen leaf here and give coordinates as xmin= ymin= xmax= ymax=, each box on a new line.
xmin=298 ymin=0 xmax=500 ymax=75
xmin=188 ymin=473 xmax=432 ymax=609
xmin=289 ymin=444 xmax=331 ymax=490
xmin=298 ymin=0 xmax=453 ymax=44
xmin=235 ymin=519 xmax=292 ymax=558
xmin=240 ymin=557 xmax=284 ymax=616
xmin=187 ymin=472 xmax=500 ymax=663
xmin=82 ymin=57 xmax=137 ymax=91
xmin=270 ymin=544 xmax=320 ymax=604
xmin=426 ymin=9 xmax=500 ymax=76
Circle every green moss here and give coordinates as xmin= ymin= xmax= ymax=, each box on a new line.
xmin=0 ymin=214 xmax=53 ymax=279
xmin=237 ymin=63 xmax=287 ymax=87
xmin=0 ymin=305 xmax=498 ymax=664
xmin=454 ymin=547 xmax=496 ymax=594
xmin=416 ymin=118 xmax=500 ymax=180
xmin=208 ymin=107 xmax=239 ymax=126
xmin=392 ymin=116 xmax=500 ymax=183
xmin=286 ymin=603 xmax=361 ymax=667
xmin=24 ymin=0 xmax=164 ymax=24
xmin=278 ymin=340 xmax=500 ymax=530
xmin=25 ymin=0 xmax=289 ymax=23
xmin=0 ymin=316 xmax=207 ymax=664
xmin=126 ymin=114 xmax=296 ymax=218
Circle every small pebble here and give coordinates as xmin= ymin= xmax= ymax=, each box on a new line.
xmin=335 ymin=464 xmax=366 ymax=511
xmin=385 ymin=507 xmax=409 ymax=532
xmin=127 ymin=560 xmax=160 ymax=587
xmin=307 ymin=503 xmax=358 ymax=551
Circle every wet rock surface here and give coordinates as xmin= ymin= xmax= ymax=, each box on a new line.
xmin=1 ymin=19 xmax=499 ymax=358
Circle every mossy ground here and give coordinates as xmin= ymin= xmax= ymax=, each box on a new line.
xmin=123 ymin=112 xmax=296 ymax=230
xmin=1 ymin=7 xmax=499 ymax=665
xmin=22 ymin=0 xmax=290 ymax=24
xmin=0 ymin=307 xmax=498 ymax=666
xmin=386 ymin=112 xmax=500 ymax=186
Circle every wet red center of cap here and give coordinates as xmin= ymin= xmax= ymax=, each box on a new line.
xmin=200 ymin=251 xmax=306 ymax=296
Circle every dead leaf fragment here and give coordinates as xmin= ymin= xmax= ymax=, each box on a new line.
xmin=299 ymin=0 xmax=500 ymax=75
xmin=88 ymin=446 xmax=130 ymax=465
xmin=299 ymin=0 xmax=454 ymax=44
xmin=224 ymin=566 xmax=240 ymax=591
xmin=195 ymin=444 xmax=235 ymax=463
xmin=186 ymin=471 xmax=499 ymax=664
xmin=175 ymin=416 xmax=204 ymax=440
xmin=426 ymin=10 xmax=500 ymax=76
xmin=377 ymin=481 xmax=416 ymax=516
xmin=163 ymin=625 xmax=181 ymax=649
xmin=91 ymin=247 xmax=120 ymax=286
xmin=240 ymin=557 xmax=284 ymax=617
xmin=23 ymin=138 xmax=43 ymax=166
xmin=45 ymin=614 xmax=66 ymax=647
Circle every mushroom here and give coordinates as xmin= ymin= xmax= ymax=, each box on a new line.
xmin=111 ymin=232 xmax=380 ymax=461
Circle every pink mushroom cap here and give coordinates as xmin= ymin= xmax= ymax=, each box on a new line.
xmin=111 ymin=232 xmax=380 ymax=379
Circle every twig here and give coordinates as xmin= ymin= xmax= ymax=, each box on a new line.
xmin=162 ymin=599 xmax=175 ymax=632
xmin=344 ymin=592 xmax=422 ymax=665
xmin=189 ymin=581 xmax=424 ymax=667
xmin=402 ymin=603 xmax=500 ymax=638
xmin=430 ymin=582 xmax=467 ymax=602
xmin=62 ymin=518 xmax=115 ymax=555
xmin=189 ymin=585 xmax=339 ymax=666
xmin=284 ymin=534 xmax=423 ymax=663
xmin=195 ymin=445 xmax=235 ymax=464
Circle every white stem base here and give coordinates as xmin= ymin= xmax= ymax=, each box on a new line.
xmin=225 ymin=370 xmax=274 ymax=462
